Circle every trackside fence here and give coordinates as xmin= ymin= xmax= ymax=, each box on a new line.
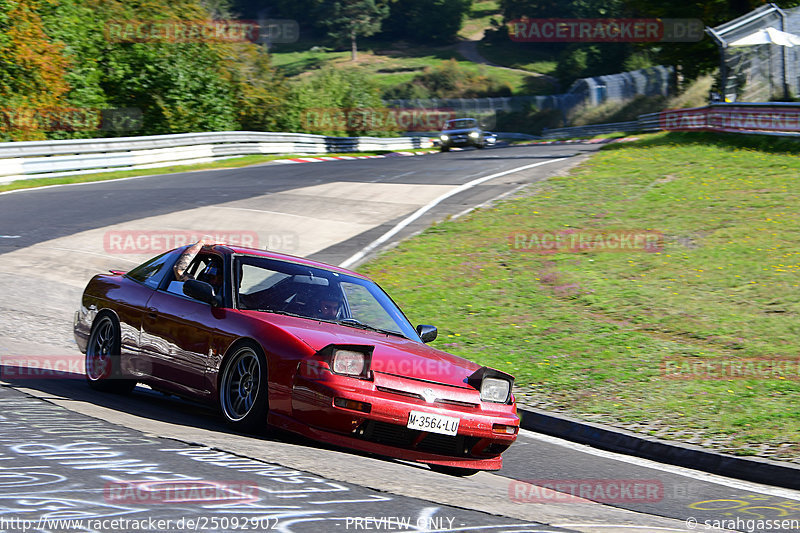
xmin=542 ymin=102 xmax=800 ymax=139
xmin=0 ymin=131 xmax=433 ymax=184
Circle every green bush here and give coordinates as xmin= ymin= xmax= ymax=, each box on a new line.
xmin=383 ymin=59 xmax=513 ymax=99
xmin=278 ymin=67 xmax=397 ymax=137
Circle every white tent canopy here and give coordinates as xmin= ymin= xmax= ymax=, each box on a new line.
xmin=728 ymin=26 xmax=800 ymax=47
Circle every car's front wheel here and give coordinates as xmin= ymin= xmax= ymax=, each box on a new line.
xmin=85 ymin=314 xmax=135 ymax=394
xmin=440 ymin=145 xmax=450 ymax=152
xmin=219 ymin=342 xmax=269 ymax=432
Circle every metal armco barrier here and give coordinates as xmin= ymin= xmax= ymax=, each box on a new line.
xmin=543 ymin=102 xmax=800 ymax=139
xmin=0 ymin=131 xmax=433 ymax=184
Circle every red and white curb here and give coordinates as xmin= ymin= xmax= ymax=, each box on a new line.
xmin=273 ymin=151 xmax=435 ymax=164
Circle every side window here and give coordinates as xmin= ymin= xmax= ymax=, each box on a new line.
xmin=165 ymin=253 xmax=224 ymax=299
xmin=125 ymin=251 xmax=173 ymax=289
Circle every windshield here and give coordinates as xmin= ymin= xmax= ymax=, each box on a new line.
xmin=445 ymin=119 xmax=478 ymax=130
xmin=234 ymin=255 xmax=420 ymax=342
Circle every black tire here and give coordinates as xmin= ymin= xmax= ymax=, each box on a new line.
xmin=218 ymin=342 xmax=269 ymax=432
xmin=476 ymin=141 xmax=486 ymax=149
xmin=428 ymin=464 xmax=480 ymax=476
xmin=440 ymin=146 xmax=450 ymax=152
xmin=85 ymin=314 xmax=135 ymax=394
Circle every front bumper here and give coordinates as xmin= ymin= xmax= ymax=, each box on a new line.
xmin=286 ymin=361 xmax=518 ymax=469
xmin=441 ymin=135 xmax=481 ymax=148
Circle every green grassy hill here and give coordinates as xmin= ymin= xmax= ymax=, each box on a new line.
xmin=269 ymin=42 xmax=553 ymax=97
xmin=359 ymin=132 xmax=800 ymax=460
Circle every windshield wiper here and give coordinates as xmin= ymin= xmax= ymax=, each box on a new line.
xmin=250 ymin=308 xmax=306 ymax=319
xmin=335 ymin=318 xmax=406 ymax=339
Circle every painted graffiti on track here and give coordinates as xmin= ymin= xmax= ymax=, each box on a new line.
xmin=0 ymin=387 xmax=560 ymax=532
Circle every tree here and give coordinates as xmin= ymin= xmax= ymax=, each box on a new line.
xmin=322 ymin=0 xmax=389 ymax=60
xmin=382 ymin=0 xmax=472 ymax=44
xmin=0 ymin=0 xmax=71 ymax=140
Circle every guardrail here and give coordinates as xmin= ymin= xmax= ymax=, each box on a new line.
xmin=0 ymin=131 xmax=433 ymax=184
xmin=542 ymin=102 xmax=800 ymax=139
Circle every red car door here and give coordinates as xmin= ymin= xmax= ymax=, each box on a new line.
xmin=140 ymin=287 xmax=221 ymax=398
xmin=138 ymin=253 xmax=226 ymax=398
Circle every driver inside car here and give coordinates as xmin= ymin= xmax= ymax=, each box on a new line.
xmin=169 ymin=239 xmax=223 ymax=298
xmin=313 ymin=289 xmax=342 ymax=320
xmin=197 ymin=260 xmax=223 ymax=294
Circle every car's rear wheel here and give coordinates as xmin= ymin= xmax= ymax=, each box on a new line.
xmin=85 ymin=314 xmax=135 ymax=394
xmin=428 ymin=464 xmax=480 ymax=476
xmin=219 ymin=342 xmax=269 ymax=432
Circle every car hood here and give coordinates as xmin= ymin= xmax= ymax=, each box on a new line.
xmin=253 ymin=313 xmax=480 ymax=388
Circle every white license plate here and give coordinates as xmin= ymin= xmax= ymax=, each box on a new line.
xmin=406 ymin=411 xmax=459 ymax=436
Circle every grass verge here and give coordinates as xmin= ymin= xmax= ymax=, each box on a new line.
xmin=359 ymin=131 xmax=800 ymax=459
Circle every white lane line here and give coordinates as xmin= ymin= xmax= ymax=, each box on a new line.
xmin=0 ymin=235 xmax=20 ymax=238
xmin=338 ymin=158 xmax=567 ymax=269
xmin=519 ymin=429 xmax=800 ymax=500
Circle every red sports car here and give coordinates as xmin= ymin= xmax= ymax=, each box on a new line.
xmin=74 ymin=244 xmax=519 ymax=475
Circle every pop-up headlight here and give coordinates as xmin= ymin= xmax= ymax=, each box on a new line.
xmin=332 ymin=349 xmax=366 ymax=376
xmin=467 ymin=366 xmax=514 ymax=403
xmin=317 ymin=344 xmax=373 ymax=379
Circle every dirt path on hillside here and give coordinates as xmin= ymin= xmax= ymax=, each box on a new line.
xmin=452 ymin=29 xmax=558 ymax=85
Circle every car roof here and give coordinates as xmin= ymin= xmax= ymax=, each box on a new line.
xmin=207 ymin=244 xmax=371 ymax=280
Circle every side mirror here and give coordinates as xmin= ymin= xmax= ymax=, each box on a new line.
xmin=183 ymin=279 xmax=219 ymax=306
xmin=416 ymin=325 xmax=437 ymax=343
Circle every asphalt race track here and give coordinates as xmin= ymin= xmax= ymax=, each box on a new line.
xmin=1 ymin=143 xmax=799 ymax=533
